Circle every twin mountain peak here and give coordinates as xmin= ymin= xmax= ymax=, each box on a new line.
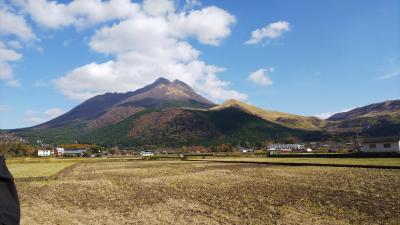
xmin=18 ymin=77 xmax=399 ymax=145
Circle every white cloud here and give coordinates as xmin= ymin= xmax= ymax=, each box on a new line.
xmin=314 ymin=112 xmax=335 ymax=119
xmin=248 ymin=68 xmax=273 ymax=86
xmin=379 ymin=69 xmax=400 ymax=80
xmin=0 ymin=41 xmax=22 ymax=86
xmin=245 ymin=21 xmax=290 ymax=45
xmin=7 ymin=40 xmax=22 ymax=49
xmin=0 ymin=5 xmax=37 ymax=87
xmin=52 ymin=1 xmax=245 ymax=102
xmin=0 ymin=42 xmax=22 ymax=61
xmin=0 ymin=5 xmax=36 ymax=41
xmin=23 ymin=108 xmax=64 ymax=126
xmin=143 ymin=0 xmax=174 ymax=16
xmin=0 ymin=105 xmax=9 ymax=112
xmin=44 ymin=108 xmax=64 ymax=118
xmin=6 ymin=79 xmax=21 ymax=87
xmin=6 ymin=0 xmax=242 ymax=101
xmin=23 ymin=110 xmax=46 ymax=125
xmin=170 ymin=6 xmax=236 ymax=46
xmin=183 ymin=0 xmax=201 ymax=10
xmin=378 ymin=58 xmax=400 ymax=80
xmin=14 ymin=0 xmax=140 ymax=29
xmin=314 ymin=107 xmax=356 ymax=119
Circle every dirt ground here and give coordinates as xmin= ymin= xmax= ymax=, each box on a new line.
xmin=16 ymin=160 xmax=400 ymax=225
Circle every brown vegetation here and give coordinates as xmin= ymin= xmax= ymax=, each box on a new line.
xmin=86 ymin=106 xmax=144 ymax=130
xmin=0 ymin=142 xmax=36 ymax=156
xmin=211 ymin=99 xmax=326 ymax=130
xmin=16 ymin=161 xmax=400 ymax=225
xmin=129 ymin=108 xmax=220 ymax=141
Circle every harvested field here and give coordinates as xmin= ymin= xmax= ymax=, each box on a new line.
xmin=15 ymin=160 xmax=400 ymax=225
xmin=187 ymin=157 xmax=400 ymax=167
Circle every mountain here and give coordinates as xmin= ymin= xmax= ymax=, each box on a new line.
xmin=79 ymin=107 xmax=323 ymax=146
xmin=13 ymin=77 xmax=399 ymax=146
xmin=211 ymin=99 xmax=326 ymax=130
xmin=328 ymin=100 xmax=400 ymax=121
xmin=326 ymin=99 xmax=400 ymax=136
xmin=35 ymin=77 xmax=215 ymax=130
xmin=12 ymin=78 xmax=325 ymax=146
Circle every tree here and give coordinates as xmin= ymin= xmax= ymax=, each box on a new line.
xmin=0 ymin=143 xmax=8 ymax=156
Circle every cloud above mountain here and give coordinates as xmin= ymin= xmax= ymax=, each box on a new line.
xmin=248 ymin=68 xmax=273 ymax=86
xmin=9 ymin=0 xmax=246 ymax=102
xmin=23 ymin=108 xmax=64 ymax=126
xmin=245 ymin=21 xmax=290 ymax=45
xmin=0 ymin=4 xmax=36 ymax=86
xmin=13 ymin=0 xmax=140 ymax=29
xmin=314 ymin=107 xmax=356 ymax=119
xmin=0 ymin=41 xmax=22 ymax=87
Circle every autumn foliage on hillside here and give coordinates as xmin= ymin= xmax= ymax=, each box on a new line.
xmin=0 ymin=142 xmax=36 ymax=156
xmin=59 ymin=143 xmax=98 ymax=150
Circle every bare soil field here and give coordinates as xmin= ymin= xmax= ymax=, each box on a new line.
xmin=16 ymin=160 xmax=400 ymax=225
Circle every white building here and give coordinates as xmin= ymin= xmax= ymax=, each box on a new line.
xmin=38 ymin=149 xmax=51 ymax=157
xmin=267 ymin=144 xmax=304 ymax=151
xmin=240 ymin=147 xmax=254 ymax=153
xmin=56 ymin=147 xmax=65 ymax=155
xmin=362 ymin=136 xmax=400 ymax=153
xmin=140 ymin=151 xmax=154 ymax=156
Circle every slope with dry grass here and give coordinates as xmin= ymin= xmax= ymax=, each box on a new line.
xmin=211 ymin=99 xmax=327 ymax=130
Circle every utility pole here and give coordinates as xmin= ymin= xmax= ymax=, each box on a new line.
xmin=355 ymin=132 xmax=361 ymax=151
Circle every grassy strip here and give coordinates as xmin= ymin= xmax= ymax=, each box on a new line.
xmin=9 ymin=157 xmax=141 ymax=181
xmin=6 ymin=157 xmax=141 ymax=164
xmin=14 ymin=163 xmax=80 ymax=182
xmin=186 ymin=157 xmax=400 ymax=168
xmin=9 ymin=161 xmax=77 ymax=179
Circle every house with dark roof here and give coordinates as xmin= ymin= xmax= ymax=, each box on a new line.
xmin=362 ymin=136 xmax=400 ymax=153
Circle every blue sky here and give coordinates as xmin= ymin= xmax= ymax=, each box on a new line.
xmin=0 ymin=0 xmax=399 ymax=129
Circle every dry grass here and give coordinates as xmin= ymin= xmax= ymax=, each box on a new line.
xmin=7 ymin=157 xmax=139 ymax=179
xmin=8 ymin=161 xmax=76 ymax=178
xmin=189 ymin=157 xmax=400 ymax=167
xmin=6 ymin=157 xmax=139 ymax=164
xmin=211 ymin=99 xmax=325 ymax=129
xmin=16 ymin=160 xmax=400 ymax=225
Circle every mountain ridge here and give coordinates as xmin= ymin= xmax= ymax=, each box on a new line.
xmin=34 ymin=77 xmax=215 ymax=130
xmin=211 ymin=99 xmax=326 ymax=130
xmin=10 ymin=78 xmax=400 ymax=145
xmin=326 ymin=99 xmax=400 ymax=136
xmin=328 ymin=99 xmax=400 ymax=121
